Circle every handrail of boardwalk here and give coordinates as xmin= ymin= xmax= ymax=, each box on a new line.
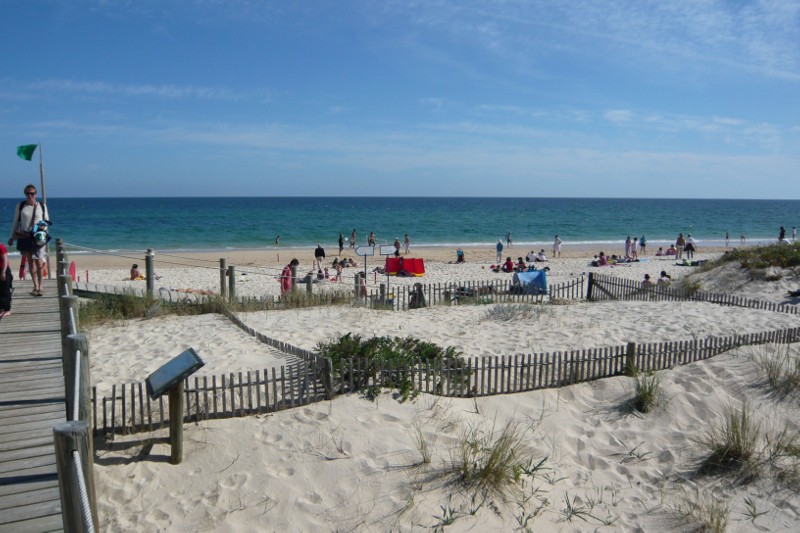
xmin=54 ymin=239 xmax=99 ymax=533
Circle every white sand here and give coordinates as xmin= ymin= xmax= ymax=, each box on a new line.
xmin=87 ymin=250 xmax=800 ymax=531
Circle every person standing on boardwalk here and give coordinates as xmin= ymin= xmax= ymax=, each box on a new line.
xmin=8 ymin=184 xmax=49 ymax=297
xmin=0 ymin=243 xmax=12 ymax=317
xmin=280 ymin=259 xmax=299 ymax=296
xmin=552 ymin=235 xmax=562 ymax=258
xmin=338 ymin=233 xmax=344 ymax=255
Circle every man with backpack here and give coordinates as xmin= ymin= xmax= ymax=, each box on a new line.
xmin=7 ymin=184 xmax=49 ymax=296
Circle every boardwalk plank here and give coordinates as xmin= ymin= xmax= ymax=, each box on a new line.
xmin=0 ymin=279 xmax=65 ymax=531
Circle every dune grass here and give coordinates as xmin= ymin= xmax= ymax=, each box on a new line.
xmin=700 ymin=403 xmax=759 ymax=475
xmin=629 ymin=370 xmax=663 ymax=414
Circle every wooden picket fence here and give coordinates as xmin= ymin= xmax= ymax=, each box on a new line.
xmin=94 ymin=325 xmax=800 ymax=437
xmin=365 ymin=275 xmax=585 ymax=310
xmin=588 ymin=273 xmax=800 ymax=314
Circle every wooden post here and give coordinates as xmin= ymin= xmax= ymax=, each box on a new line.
xmin=64 ymin=335 xmax=91 ymax=423
xmin=219 ymin=258 xmax=227 ymax=299
xmin=145 ymin=249 xmax=155 ymax=299
xmin=626 ymin=341 xmax=636 ymax=376
xmin=53 ymin=420 xmax=98 ymax=532
xmin=290 ymin=265 xmax=297 ymax=291
xmin=305 ymin=274 xmax=312 ymax=294
xmin=227 ymin=265 xmax=235 ymax=301
xmin=586 ymin=272 xmax=594 ymax=301
xmin=379 ymin=283 xmax=386 ymax=302
xmin=322 ymin=357 xmax=334 ymax=400
xmin=169 ymin=382 xmax=185 ymax=464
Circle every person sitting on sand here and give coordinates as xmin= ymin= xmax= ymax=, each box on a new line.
xmin=501 ymin=257 xmax=515 ymax=273
xmin=456 ymin=248 xmax=465 ymax=263
xmin=642 ymin=273 xmax=654 ymax=287
xmin=516 ymin=257 xmax=527 ymax=272
xmin=598 ymin=251 xmax=608 ymax=266
xmin=658 ymin=271 xmax=672 ymax=285
xmin=130 ymin=263 xmax=143 ymax=280
xmin=536 ymin=250 xmax=548 ymax=262
xmin=666 ymin=244 xmax=677 ymax=255
xmin=655 ymin=247 xmax=664 ymax=256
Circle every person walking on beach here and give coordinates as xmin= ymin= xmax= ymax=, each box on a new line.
xmin=0 ymin=243 xmax=12 ymax=318
xmin=552 ymin=235 xmax=562 ymax=258
xmin=506 ymin=232 xmax=513 ymax=249
xmin=314 ymin=244 xmax=326 ymax=269
xmin=740 ymin=234 xmax=746 ymax=246
xmin=496 ymin=239 xmax=504 ymax=263
xmin=393 ymin=237 xmax=401 ymax=257
xmin=793 ymin=227 xmax=797 ymax=243
xmin=275 ymin=235 xmax=280 ymax=245
xmin=350 ymin=229 xmax=357 ymax=249
xmin=338 ymin=233 xmax=344 ymax=255
xmin=368 ymin=232 xmax=376 ymax=246
xmin=280 ymin=258 xmax=299 ymax=296
xmin=8 ymin=184 xmax=49 ymax=297
xmin=403 ymin=234 xmax=411 ymax=254
xmin=631 ymin=238 xmax=639 ymax=260
xmin=624 ymin=236 xmax=633 ymax=260
xmin=684 ymin=234 xmax=697 ymax=259
xmin=676 ymin=233 xmax=686 ymax=260
xmin=725 ymin=231 xmax=730 ymax=248
xmin=779 ymin=226 xmax=786 ymax=242
xmin=639 ymin=235 xmax=647 ymax=255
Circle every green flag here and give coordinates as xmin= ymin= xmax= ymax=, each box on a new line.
xmin=17 ymin=144 xmax=38 ymax=161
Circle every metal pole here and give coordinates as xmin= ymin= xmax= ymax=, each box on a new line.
xmin=38 ymin=144 xmax=52 ymax=279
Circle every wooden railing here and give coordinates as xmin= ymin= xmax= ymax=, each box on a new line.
xmin=55 ymin=240 xmax=99 ymax=532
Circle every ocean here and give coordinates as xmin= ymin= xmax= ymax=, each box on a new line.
xmin=1 ymin=196 xmax=797 ymax=254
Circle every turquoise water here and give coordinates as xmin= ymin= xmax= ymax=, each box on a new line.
xmin=2 ymin=196 xmax=797 ymax=253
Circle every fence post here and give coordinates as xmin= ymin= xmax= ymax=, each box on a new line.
xmin=60 ymin=295 xmax=80 ymax=376
xmin=65 ymin=335 xmax=92 ymax=423
xmin=305 ymin=274 xmax=313 ymax=294
xmin=227 ymin=265 xmax=236 ymax=301
xmin=625 ymin=341 xmax=637 ymax=376
xmin=322 ymin=357 xmax=334 ymax=400
xmin=290 ymin=265 xmax=297 ymax=291
xmin=219 ymin=258 xmax=227 ymax=299
xmin=145 ymin=248 xmax=155 ymax=299
xmin=53 ymin=420 xmax=98 ymax=532
xmin=586 ymin=272 xmax=594 ymax=301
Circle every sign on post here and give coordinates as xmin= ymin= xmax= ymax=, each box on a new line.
xmin=146 ymin=348 xmax=205 ymax=464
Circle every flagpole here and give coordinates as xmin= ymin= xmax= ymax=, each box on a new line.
xmin=38 ymin=143 xmax=52 ymax=279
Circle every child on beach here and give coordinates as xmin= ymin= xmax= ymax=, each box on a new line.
xmin=0 ymin=243 xmax=12 ymax=317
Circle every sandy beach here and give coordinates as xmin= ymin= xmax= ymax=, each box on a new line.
xmin=84 ymin=246 xmax=800 ymax=531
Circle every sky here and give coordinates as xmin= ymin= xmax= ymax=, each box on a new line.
xmin=1 ymin=0 xmax=799 ymax=199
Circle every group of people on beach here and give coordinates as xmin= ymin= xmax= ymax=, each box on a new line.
xmin=2 ymin=184 xmax=51 ymax=318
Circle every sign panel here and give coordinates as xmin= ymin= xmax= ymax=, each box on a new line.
xmin=379 ymin=245 xmax=396 ymax=256
xmin=355 ymin=245 xmax=375 ymax=257
xmin=146 ymin=348 xmax=205 ymax=399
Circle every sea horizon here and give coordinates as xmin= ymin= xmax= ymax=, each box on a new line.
xmin=2 ymin=196 xmax=797 ymax=255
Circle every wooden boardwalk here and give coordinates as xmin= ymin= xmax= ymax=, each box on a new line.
xmin=0 ymin=279 xmax=65 ymax=532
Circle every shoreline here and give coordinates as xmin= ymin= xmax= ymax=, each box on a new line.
xmin=55 ymin=243 xmax=740 ymax=270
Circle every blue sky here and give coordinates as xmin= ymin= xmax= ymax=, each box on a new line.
xmin=1 ymin=0 xmax=798 ymax=198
